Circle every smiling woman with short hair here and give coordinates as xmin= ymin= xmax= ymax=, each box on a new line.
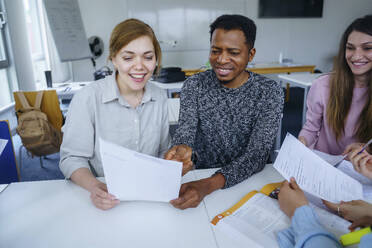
xmin=59 ymin=19 xmax=170 ymax=210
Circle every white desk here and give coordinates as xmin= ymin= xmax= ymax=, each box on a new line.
xmin=0 ymin=171 xmax=217 ymax=248
xmin=278 ymin=73 xmax=322 ymax=125
xmin=150 ymin=80 xmax=184 ymax=98
xmin=196 ymin=165 xmax=284 ymax=248
xmin=0 ymin=165 xmax=350 ymax=248
xmin=52 ymin=82 xmax=91 ymax=100
xmin=0 ymin=165 xmax=284 ymax=248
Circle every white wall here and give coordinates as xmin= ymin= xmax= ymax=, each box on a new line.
xmin=72 ymin=0 xmax=372 ymax=81
xmin=250 ymin=0 xmax=372 ymax=72
xmin=73 ymin=0 xmax=128 ymax=81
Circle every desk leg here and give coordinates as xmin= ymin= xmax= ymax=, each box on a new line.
xmin=275 ymin=114 xmax=283 ymax=150
xmin=302 ymin=87 xmax=309 ymax=126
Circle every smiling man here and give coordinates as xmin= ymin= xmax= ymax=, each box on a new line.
xmin=165 ymin=15 xmax=284 ymax=210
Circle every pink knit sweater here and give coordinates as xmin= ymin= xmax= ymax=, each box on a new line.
xmin=299 ymin=74 xmax=368 ymax=155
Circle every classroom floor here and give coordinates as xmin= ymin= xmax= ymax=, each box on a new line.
xmin=13 ymin=87 xmax=304 ymax=182
xmin=13 ymin=135 xmax=64 ymax=182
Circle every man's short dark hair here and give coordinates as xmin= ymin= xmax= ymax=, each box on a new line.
xmin=209 ymin=14 xmax=256 ymax=48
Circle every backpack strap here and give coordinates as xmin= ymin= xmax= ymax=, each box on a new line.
xmin=34 ymin=91 xmax=43 ymax=110
xmin=16 ymin=92 xmax=31 ymax=109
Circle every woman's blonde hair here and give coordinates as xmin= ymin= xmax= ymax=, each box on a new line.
xmin=109 ymin=18 xmax=162 ymax=74
xmin=327 ymin=15 xmax=372 ymax=143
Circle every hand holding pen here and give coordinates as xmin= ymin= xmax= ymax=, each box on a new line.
xmin=343 ymin=139 xmax=372 ymax=180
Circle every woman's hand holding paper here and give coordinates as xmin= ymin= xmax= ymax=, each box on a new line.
xmin=278 ymin=177 xmax=308 ymax=218
xmin=90 ymin=181 xmax=120 ymax=210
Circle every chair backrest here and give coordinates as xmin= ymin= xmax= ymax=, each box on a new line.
xmin=0 ymin=120 xmax=19 ymax=183
xmin=13 ymin=90 xmax=63 ymax=131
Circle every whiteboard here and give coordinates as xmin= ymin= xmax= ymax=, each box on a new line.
xmin=43 ymin=0 xmax=91 ymax=62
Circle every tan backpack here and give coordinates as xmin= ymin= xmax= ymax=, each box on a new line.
xmin=16 ymin=91 xmax=62 ymax=157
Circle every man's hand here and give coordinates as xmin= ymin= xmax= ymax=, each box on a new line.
xmin=278 ymin=177 xmax=308 ymax=218
xmin=170 ymin=173 xmax=225 ymax=210
xmin=164 ymin=145 xmax=194 ymax=176
xmin=90 ymin=181 xmax=120 ymax=210
xmin=170 ymin=180 xmax=209 ymax=209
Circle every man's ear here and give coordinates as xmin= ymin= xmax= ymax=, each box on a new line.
xmin=248 ymin=48 xmax=256 ymax=62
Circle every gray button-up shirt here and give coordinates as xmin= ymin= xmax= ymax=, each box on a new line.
xmin=59 ymin=75 xmax=171 ymax=178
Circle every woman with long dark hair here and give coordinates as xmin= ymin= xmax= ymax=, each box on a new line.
xmin=299 ymin=15 xmax=372 ymax=155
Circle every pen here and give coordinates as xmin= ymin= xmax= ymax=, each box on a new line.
xmin=337 ymin=138 xmax=372 ymax=167
xmin=356 ymin=138 xmax=372 ymax=155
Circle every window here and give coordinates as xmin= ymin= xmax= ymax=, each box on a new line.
xmin=23 ymin=0 xmax=48 ymax=89
xmin=0 ymin=69 xmax=11 ymax=107
xmin=0 ymin=10 xmax=8 ymax=69
xmin=23 ymin=0 xmax=72 ymax=89
xmin=0 ymin=0 xmax=11 ymax=108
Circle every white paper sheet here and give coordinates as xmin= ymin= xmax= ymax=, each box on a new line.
xmin=215 ymin=193 xmax=290 ymax=248
xmin=99 ymin=138 xmax=182 ymax=202
xmin=313 ymin=150 xmax=345 ymax=167
xmin=0 ymin=139 xmax=8 ymax=156
xmin=336 ymin=160 xmax=372 ymax=200
xmin=273 ymin=134 xmax=363 ymax=203
xmin=214 ymin=193 xmax=350 ymax=248
xmin=312 ymin=204 xmax=350 ymax=237
xmin=337 ymin=160 xmax=372 ymax=185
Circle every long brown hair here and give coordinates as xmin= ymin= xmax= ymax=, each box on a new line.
xmin=108 ymin=18 xmax=162 ymax=74
xmin=327 ymin=15 xmax=372 ymax=143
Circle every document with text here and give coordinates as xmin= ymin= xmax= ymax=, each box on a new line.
xmin=313 ymin=151 xmax=372 ymax=201
xmin=336 ymin=160 xmax=372 ymax=201
xmin=313 ymin=150 xmax=345 ymax=167
xmin=273 ymin=134 xmax=363 ymax=203
xmin=99 ymin=138 xmax=182 ymax=202
xmin=212 ymin=182 xmax=350 ymax=248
